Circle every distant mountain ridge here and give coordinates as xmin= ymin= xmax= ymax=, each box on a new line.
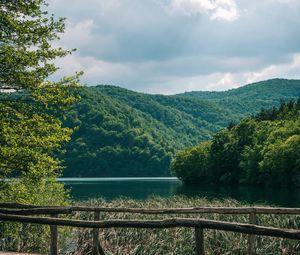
xmin=178 ymin=79 xmax=300 ymax=100
xmin=61 ymin=79 xmax=300 ymax=177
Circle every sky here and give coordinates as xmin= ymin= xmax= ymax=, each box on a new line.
xmin=48 ymin=0 xmax=300 ymax=94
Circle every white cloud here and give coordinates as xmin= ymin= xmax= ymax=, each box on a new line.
xmin=245 ymin=53 xmax=300 ymax=84
xmin=168 ymin=0 xmax=239 ymax=21
xmin=60 ymin=19 xmax=94 ymax=48
xmin=269 ymin=0 xmax=292 ymax=3
xmin=52 ymin=51 xmax=300 ymax=94
xmin=207 ymin=73 xmax=238 ymax=90
xmin=143 ymin=53 xmax=300 ymax=94
xmin=53 ymin=54 xmax=130 ymax=85
xmin=48 ymin=0 xmax=300 ymax=93
xmin=142 ymin=72 xmax=238 ymax=94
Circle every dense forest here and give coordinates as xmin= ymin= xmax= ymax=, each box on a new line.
xmin=171 ymin=99 xmax=300 ymax=188
xmin=61 ymin=79 xmax=300 ymax=177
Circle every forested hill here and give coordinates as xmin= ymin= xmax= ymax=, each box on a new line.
xmin=171 ymin=99 xmax=300 ymax=188
xmin=179 ymin=79 xmax=300 ymax=100
xmin=178 ymin=79 xmax=300 ymax=117
xmin=61 ymin=79 xmax=300 ymax=177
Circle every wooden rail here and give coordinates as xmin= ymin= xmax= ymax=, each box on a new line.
xmin=0 ymin=203 xmax=300 ymax=255
xmin=1 ymin=202 xmax=300 ymax=214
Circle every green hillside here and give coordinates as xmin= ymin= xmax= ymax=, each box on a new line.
xmin=178 ymin=79 xmax=300 ymax=117
xmin=179 ymin=79 xmax=300 ymax=100
xmin=172 ymin=99 xmax=300 ymax=188
xmin=61 ymin=79 xmax=300 ymax=177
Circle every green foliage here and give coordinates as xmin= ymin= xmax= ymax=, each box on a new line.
xmin=0 ymin=0 xmax=80 ymax=252
xmin=61 ymin=81 xmax=300 ymax=177
xmin=0 ymin=178 xmax=68 ymax=253
xmin=172 ymin=99 xmax=300 ymax=188
xmin=180 ymin=78 xmax=300 ymax=118
xmin=72 ymin=197 xmax=300 ymax=255
xmin=62 ymin=87 xmax=175 ymax=177
xmin=171 ymin=141 xmax=211 ymax=183
xmin=0 ymin=0 xmax=81 ymax=192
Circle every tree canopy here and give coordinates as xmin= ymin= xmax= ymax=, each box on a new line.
xmin=0 ymin=0 xmax=81 ymax=252
xmin=0 ymin=0 xmax=81 ymax=203
xmin=171 ymin=99 xmax=300 ymax=188
xmin=60 ymin=82 xmax=300 ymax=177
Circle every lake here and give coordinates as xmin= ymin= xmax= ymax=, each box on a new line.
xmin=59 ymin=177 xmax=300 ymax=207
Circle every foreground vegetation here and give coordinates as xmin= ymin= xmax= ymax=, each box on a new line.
xmin=62 ymin=79 xmax=300 ymax=177
xmin=0 ymin=0 xmax=79 ymax=251
xmin=2 ymin=197 xmax=299 ymax=254
xmin=172 ymin=99 xmax=300 ymax=188
xmin=0 ymin=0 xmax=79 ymax=199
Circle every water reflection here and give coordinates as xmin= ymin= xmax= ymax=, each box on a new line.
xmin=60 ymin=178 xmax=300 ymax=207
xmin=176 ymin=184 xmax=300 ymax=207
xmin=62 ymin=178 xmax=180 ymax=201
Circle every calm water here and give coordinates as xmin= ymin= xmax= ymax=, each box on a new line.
xmin=59 ymin=177 xmax=300 ymax=207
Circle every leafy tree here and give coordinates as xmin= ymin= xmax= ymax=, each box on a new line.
xmin=0 ymin=1 xmax=80 ymax=252
xmin=0 ymin=0 xmax=80 ymax=191
xmin=209 ymin=129 xmax=236 ymax=183
xmin=171 ymin=141 xmax=211 ymax=183
xmin=259 ymin=117 xmax=300 ymax=187
xmin=172 ymin=99 xmax=300 ymax=188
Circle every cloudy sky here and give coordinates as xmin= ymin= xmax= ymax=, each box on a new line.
xmin=49 ymin=0 xmax=300 ymax=94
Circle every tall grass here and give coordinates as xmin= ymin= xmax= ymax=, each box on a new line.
xmin=68 ymin=196 xmax=300 ymax=255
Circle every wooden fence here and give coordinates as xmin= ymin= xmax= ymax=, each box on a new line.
xmin=0 ymin=202 xmax=300 ymax=255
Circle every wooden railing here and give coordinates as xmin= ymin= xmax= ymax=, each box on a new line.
xmin=0 ymin=202 xmax=300 ymax=255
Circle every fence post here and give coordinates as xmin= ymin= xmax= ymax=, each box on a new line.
xmin=92 ymin=211 xmax=105 ymax=255
xmin=50 ymin=214 xmax=58 ymax=255
xmin=195 ymin=227 xmax=205 ymax=255
xmin=248 ymin=212 xmax=256 ymax=255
